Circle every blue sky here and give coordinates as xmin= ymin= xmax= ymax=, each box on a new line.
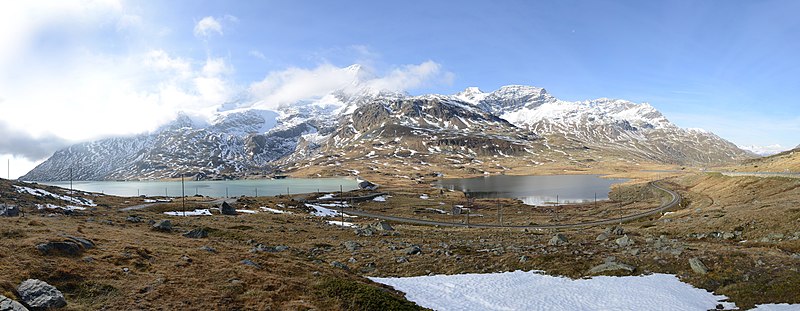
xmin=1 ymin=0 xmax=799 ymax=177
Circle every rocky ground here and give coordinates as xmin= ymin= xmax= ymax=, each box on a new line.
xmin=1 ymin=166 xmax=799 ymax=310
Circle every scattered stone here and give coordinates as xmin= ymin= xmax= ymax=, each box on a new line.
xmin=330 ymin=261 xmax=349 ymax=270
xmin=615 ymin=235 xmax=634 ymax=247
xmin=689 ymin=257 xmax=709 ymax=275
xmin=353 ymin=227 xmax=376 ymax=236
xmin=343 ymin=241 xmax=362 ymax=252
xmin=587 ymin=260 xmax=636 ymax=274
xmin=396 ymin=257 xmax=409 ymax=263
xmin=0 ymin=204 xmax=20 ymax=217
xmin=220 ymin=202 xmax=237 ymax=215
xmin=348 ymin=257 xmax=357 ymax=263
xmin=151 ymin=220 xmax=172 ymax=232
xmin=17 ymin=279 xmax=67 ymax=309
xmin=790 ymin=253 xmax=800 ymax=260
xmin=403 ymin=245 xmax=422 ymax=255
xmin=240 ymin=259 xmax=261 ymax=269
xmin=36 ymin=241 xmax=83 ymax=256
xmin=82 ymin=256 xmax=94 ymax=263
xmin=126 ymin=215 xmax=143 ymax=223
xmin=519 ymin=255 xmax=529 ymax=263
xmin=605 ymin=226 xmax=624 ymax=236
xmin=199 ymin=246 xmax=216 ymax=253
xmin=0 ymin=295 xmax=28 ymax=311
xmin=250 ymin=244 xmax=289 ymax=253
xmin=548 ymin=234 xmax=568 ymax=246
xmin=360 ymin=262 xmax=377 ymax=274
xmin=722 ymin=232 xmax=735 ymax=240
xmin=596 ymin=233 xmax=609 ymax=241
xmin=183 ymin=228 xmax=208 ymax=239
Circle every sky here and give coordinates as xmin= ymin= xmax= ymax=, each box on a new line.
xmin=1 ymin=0 xmax=799 ymax=178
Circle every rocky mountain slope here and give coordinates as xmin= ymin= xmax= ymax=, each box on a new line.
xmin=22 ymin=82 xmax=752 ymax=181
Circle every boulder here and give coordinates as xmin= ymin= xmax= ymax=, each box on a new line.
xmin=330 ymin=261 xmax=349 ymax=270
xmin=343 ymin=241 xmax=362 ymax=252
xmin=548 ymin=233 xmax=568 ymax=246
xmin=250 ymin=244 xmax=289 ymax=253
xmin=689 ymin=257 xmax=709 ymax=274
xmin=403 ymin=245 xmax=422 ymax=255
xmin=183 ymin=228 xmax=208 ymax=239
xmin=36 ymin=241 xmax=83 ymax=256
xmin=17 ymin=279 xmax=66 ymax=309
xmin=220 ymin=202 xmax=237 ymax=215
xmin=126 ymin=215 xmax=143 ymax=223
xmin=605 ymin=226 xmax=624 ymax=236
xmin=240 ymin=259 xmax=261 ymax=269
xmin=151 ymin=220 xmax=172 ymax=232
xmin=0 ymin=295 xmax=28 ymax=311
xmin=371 ymin=221 xmax=394 ymax=231
xmin=65 ymin=236 xmax=95 ymax=249
xmin=0 ymin=204 xmax=20 ymax=217
xmin=615 ymin=235 xmax=634 ymax=247
xmin=587 ymin=261 xmax=636 ymax=274
xmin=596 ymin=233 xmax=609 ymax=241
xmin=588 ymin=257 xmax=636 ymax=274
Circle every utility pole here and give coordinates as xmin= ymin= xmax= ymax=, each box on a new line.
xmin=181 ymin=175 xmax=186 ymax=217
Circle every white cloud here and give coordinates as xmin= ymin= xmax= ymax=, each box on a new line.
xmin=247 ymin=61 xmax=453 ymax=108
xmin=194 ymin=16 xmax=223 ymax=37
xmin=249 ymin=50 xmax=266 ymax=60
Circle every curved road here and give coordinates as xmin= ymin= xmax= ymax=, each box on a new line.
xmin=338 ymin=181 xmax=681 ymax=229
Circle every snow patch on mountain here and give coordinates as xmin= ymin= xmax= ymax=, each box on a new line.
xmin=738 ymin=144 xmax=790 ymax=156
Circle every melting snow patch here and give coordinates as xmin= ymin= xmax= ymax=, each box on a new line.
xmin=163 ymin=209 xmax=212 ymax=216
xmin=318 ymin=193 xmax=335 ymax=200
xmin=419 ymin=194 xmax=429 ymax=200
xmin=370 ymin=271 xmax=738 ymax=311
xmin=16 ymin=185 xmax=97 ymax=206
xmin=306 ymin=203 xmax=354 ymax=218
xmin=373 ymin=196 xmax=387 ymax=202
xmin=37 ymin=204 xmax=86 ymax=211
xmin=236 ymin=209 xmax=258 ymax=214
xmin=325 ymin=220 xmax=357 ymax=227
xmin=752 ymin=304 xmax=800 ymax=310
xmin=260 ymin=207 xmax=292 ymax=214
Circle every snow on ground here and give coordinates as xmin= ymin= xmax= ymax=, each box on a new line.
xmin=420 ymin=194 xmax=429 ymax=200
xmin=260 ymin=207 xmax=292 ymax=214
xmin=163 ymin=209 xmax=212 ymax=216
xmin=236 ymin=209 xmax=258 ymax=214
xmin=318 ymin=193 xmax=335 ymax=200
xmin=373 ymin=195 xmax=387 ymax=202
xmin=36 ymin=204 xmax=86 ymax=211
xmin=370 ymin=271 xmax=738 ymax=311
xmin=15 ymin=185 xmax=97 ymax=206
xmin=306 ymin=203 xmax=354 ymax=217
xmin=144 ymin=199 xmax=157 ymax=203
xmin=752 ymin=304 xmax=800 ymax=311
xmin=325 ymin=220 xmax=357 ymax=227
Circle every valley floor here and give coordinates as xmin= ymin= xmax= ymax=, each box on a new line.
xmin=1 ymin=168 xmax=799 ymax=310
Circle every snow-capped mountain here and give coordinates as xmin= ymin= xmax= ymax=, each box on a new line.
xmin=22 ymin=82 xmax=752 ymax=181
xmin=737 ymin=144 xmax=788 ymax=156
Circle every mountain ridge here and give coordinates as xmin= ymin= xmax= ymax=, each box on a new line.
xmin=21 ymin=84 xmax=753 ymax=181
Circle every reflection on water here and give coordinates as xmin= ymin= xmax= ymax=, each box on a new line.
xmin=42 ymin=178 xmax=359 ymax=198
xmin=436 ymin=175 xmax=627 ymax=206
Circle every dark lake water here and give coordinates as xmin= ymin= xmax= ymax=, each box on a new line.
xmin=435 ymin=174 xmax=628 ymax=205
xmin=43 ymin=178 xmax=359 ymax=198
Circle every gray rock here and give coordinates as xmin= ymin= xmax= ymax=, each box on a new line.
xmin=596 ymin=233 xmax=609 ymax=241
xmin=0 ymin=204 xmax=20 ymax=217
xmin=330 ymin=261 xmax=349 ymax=270
xmin=65 ymin=236 xmax=94 ymax=249
xmin=403 ymin=245 xmax=422 ymax=255
xmin=548 ymin=234 xmax=568 ymax=246
xmin=722 ymin=232 xmax=735 ymax=240
xmin=250 ymin=244 xmax=289 ymax=253
xmin=343 ymin=241 xmax=362 ymax=252
xmin=615 ymin=235 xmax=634 ymax=247
xmin=689 ymin=257 xmax=709 ymax=274
xmin=199 ymin=246 xmax=216 ymax=253
xmin=240 ymin=259 xmax=261 ymax=269
xmin=36 ymin=241 xmax=83 ymax=256
xmin=587 ymin=261 xmax=636 ymax=274
xmin=354 ymin=227 xmax=376 ymax=236
xmin=371 ymin=221 xmax=394 ymax=231
xmin=396 ymin=256 xmax=409 ymax=263
xmin=152 ymin=220 xmax=172 ymax=232
xmin=183 ymin=228 xmax=208 ymax=239
xmin=519 ymin=255 xmax=529 ymax=263
xmin=605 ymin=226 xmax=624 ymax=236
xmin=126 ymin=215 xmax=143 ymax=223
xmin=0 ymin=295 xmax=28 ymax=311
xmin=17 ymin=279 xmax=66 ymax=309
xmin=220 ymin=202 xmax=237 ymax=215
